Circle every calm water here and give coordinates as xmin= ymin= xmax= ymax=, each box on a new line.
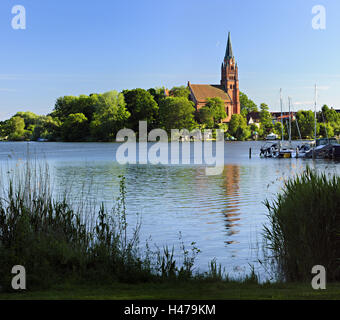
xmin=0 ymin=141 xmax=339 ymax=279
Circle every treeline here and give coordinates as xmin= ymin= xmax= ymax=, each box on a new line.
xmin=0 ymin=87 xmax=339 ymax=141
xmin=0 ymin=86 xmax=195 ymax=142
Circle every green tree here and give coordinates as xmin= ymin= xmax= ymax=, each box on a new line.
xmin=318 ymin=122 xmax=334 ymax=138
xmin=147 ymin=87 xmax=166 ymax=106
xmin=239 ymin=92 xmax=258 ymax=116
xmin=295 ymin=110 xmax=315 ymax=139
xmin=90 ymin=91 xmax=130 ymax=141
xmin=8 ymin=116 xmax=26 ymax=141
xmin=228 ymin=114 xmax=250 ymax=141
xmin=61 ymin=113 xmax=89 ymax=141
xmin=169 ymin=86 xmax=190 ymax=99
xmin=198 ymin=107 xmax=214 ymax=128
xmin=51 ymin=95 xmax=98 ymax=122
xmin=319 ymin=105 xmax=339 ymax=123
xmin=259 ymin=103 xmax=273 ymax=136
xmin=203 ymin=97 xmax=227 ymax=126
xmin=32 ymin=116 xmax=62 ymax=141
xmin=0 ymin=120 xmax=10 ymax=139
xmin=159 ymin=97 xmax=197 ymax=132
xmin=122 ymin=89 xmax=159 ymax=131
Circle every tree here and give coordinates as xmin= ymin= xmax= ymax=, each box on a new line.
xmin=8 ymin=116 xmax=26 ymax=141
xmin=51 ymin=95 xmax=98 ymax=122
xmin=32 ymin=116 xmax=62 ymax=141
xmin=90 ymin=91 xmax=130 ymax=141
xmin=159 ymin=97 xmax=197 ymax=132
xmin=319 ymin=105 xmax=339 ymax=123
xmin=198 ymin=107 xmax=214 ymax=128
xmin=169 ymin=86 xmax=190 ymax=99
xmin=147 ymin=87 xmax=166 ymax=106
xmin=228 ymin=114 xmax=250 ymax=141
xmin=122 ymin=89 xmax=159 ymax=131
xmin=259 ymin=103 xmax=273 ymax=136
xmin=203 ymin=97 xmax=227 ymax=126
xmin=0 ymin=120 xmax=11 ymax=139
xmin=61 ymin=113 xmax=89 ymax=141
xmin=239 ymin=92 xmax=258 ymax=116
xmin=318 ymin=123 xmax=334 ymax=138
xmin=295 ymin=110 xmax=315 ymax=138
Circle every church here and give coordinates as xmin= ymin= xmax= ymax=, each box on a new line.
xmin=188 ymin=32 xmax=240 ymax=122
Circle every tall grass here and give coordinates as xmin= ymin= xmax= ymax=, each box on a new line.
xmin=0 ymin=159 xmax=245 ymax=292
xmin=263 ymin=167 xmax=340 ymax=282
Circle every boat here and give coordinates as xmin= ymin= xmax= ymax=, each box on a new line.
xmin=260 ymin=91 xmax=296 ymax=158
xmin=265 ymin=133 xmax=278 ymax=140
xmin=304 ymin=138 xmax=340 ymax=159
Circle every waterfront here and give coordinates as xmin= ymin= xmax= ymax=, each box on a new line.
xmin=0 ymin=141 xmax=338 ymax=279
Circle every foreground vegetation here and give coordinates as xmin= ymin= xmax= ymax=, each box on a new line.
xmin=2 ymin=281 xmax=340 ymax=300
xmin=1 ymin=160 xmax=340 ymax=299
xmin=263 ymin=168 xmax=340 ymax=282
xmin=1 ymin=86 xmax=339 ymax=142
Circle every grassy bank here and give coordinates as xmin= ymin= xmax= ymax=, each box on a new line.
xmin=1 ymin=281 xmax=340 ymax=300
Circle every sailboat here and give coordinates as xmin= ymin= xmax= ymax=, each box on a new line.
xmin=260 ymin=90 xmax=297 ymax=158
xmin=303 ymin=85 xmax=340 ymax=159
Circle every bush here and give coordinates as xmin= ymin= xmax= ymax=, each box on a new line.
xmin=263 ymin=168 xmax=340 ymax=282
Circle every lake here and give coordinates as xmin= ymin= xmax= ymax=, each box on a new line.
xmin=0 ymin=141 xmax=338 ymax=280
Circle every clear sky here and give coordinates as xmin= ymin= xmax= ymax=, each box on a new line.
xmin=1 ymin=0 xmax=340 ymax=120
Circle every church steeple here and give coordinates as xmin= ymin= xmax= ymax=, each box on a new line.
xmin=220 ymin=31 xmax=240 ymax=117
xmin=224 ymin=32 xmax=233 ymax=61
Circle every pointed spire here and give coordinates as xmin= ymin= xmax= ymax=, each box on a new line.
xmin=225 ymin=32 xmax=234 ymax=61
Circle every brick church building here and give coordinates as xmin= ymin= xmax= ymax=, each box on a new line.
xmin=188 ymin=32 xmax=240 ymax=122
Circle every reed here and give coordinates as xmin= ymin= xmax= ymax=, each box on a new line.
xmin=263 ymin=167 xmax=340 ymax=282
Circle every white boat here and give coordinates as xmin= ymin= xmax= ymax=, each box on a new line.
xmin=265 ymin=133 xmax=278 ymax=140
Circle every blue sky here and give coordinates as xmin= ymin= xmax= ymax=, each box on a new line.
xmin=1 ymin=0 xmax=340 ymax=120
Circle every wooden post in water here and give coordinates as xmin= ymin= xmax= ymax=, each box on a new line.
xmin=249 ymin=147 xmax=252 ymax=159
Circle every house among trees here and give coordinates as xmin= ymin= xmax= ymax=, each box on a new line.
xmin=247 ymin=111 xmax=261 ymax=127
xmin=187 ymin=32 xmax=240 ymax=122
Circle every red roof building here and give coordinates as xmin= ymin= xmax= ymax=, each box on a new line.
xmin=188 ymin=32 xmax=240 ymax=122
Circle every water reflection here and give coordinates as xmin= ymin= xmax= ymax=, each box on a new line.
xmin=1 ymin=141 xmax=340 ymax=279
xmin=223 ymin=165 xmax=241 ymax=240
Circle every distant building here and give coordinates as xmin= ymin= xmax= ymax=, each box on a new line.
xmin=271 ymin=111 xmax=296 ymax=123
xmin=247 ymin=111 xmax=261 ymax=127
xmin=188 ymin=32 xmax=240 ymax=122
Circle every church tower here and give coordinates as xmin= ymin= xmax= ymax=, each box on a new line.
xmin=221 ymin=32 xmax=240 ymax=115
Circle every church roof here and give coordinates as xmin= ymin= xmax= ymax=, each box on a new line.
xmin=189 ymin=84 xmax=231 ymax=102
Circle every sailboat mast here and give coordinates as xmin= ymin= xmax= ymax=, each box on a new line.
xmin=288 ymin=97 xmax=292 ymax=144
xmin=314 ymin=84 xmax=317 ymax=142
xmin=280 ymin=88 xmax=283 ymax=141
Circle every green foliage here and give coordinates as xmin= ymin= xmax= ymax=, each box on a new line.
xmin=240 ymin=92 xmax=258 ymax=116
xmin=318 ymin=122 xmax=334 ymax=138
xmin=122 ymin=89 xmax=159 ymax=131
xmin=202 ymin=97 xmax=226 ymax=126
xmin=263 ymin=168 xmax=340 ymax=282
xmin=319 ymin=105 xmax=339 ymax=123
xmin=147 ymin=87 xmax=166 ymax=105
xmin=198 ymin=107 xmax=214 ymax=128
xmin=61 ymin=113 xmax=89 ymax=141
xmin=295 ymin=110 xmax=315 ymax=139
xmin=52 ymin=95 xmax=98 ymax=122
xmin=159 ymin=97 xmax=197 ymax=132
xmin=228 ymin=114 xmax=250 ymax=140
xmin=90 ymin=91 xmax=130 ymax=141
xmin=0 ymin=120 xmax=11 ymax=139
xmin=169 ymin=86 xmax=190 ymax=99
xmin=8 ymin=116 xmax=26 ymax=141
